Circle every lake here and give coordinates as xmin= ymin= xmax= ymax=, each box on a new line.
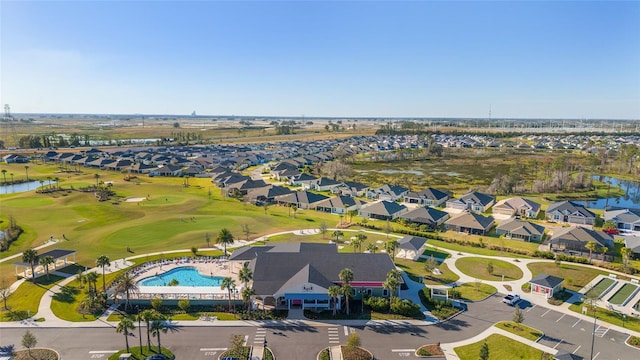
xmin=0 ymin=180 xmax=50 ymax=195
xmin=585 ymin=176 xmax=640 ymax=209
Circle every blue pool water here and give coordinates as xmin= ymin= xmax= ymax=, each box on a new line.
xmin=139 ymin=267 xmax=223 ymax=286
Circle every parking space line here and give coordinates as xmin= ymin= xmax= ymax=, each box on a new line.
xmin=541 ymin=309 xmax=551 ymax=317
xmin=344 ymin=326 xmax=349 ymax=335
xmin=527 ymin=305 xmax=536 ymax=312
xmin=556 ymin=314 xmax=566 ymax=322
xmin=553 ymin=339 xmax=564 ymax=349
xmin=572 ymin=319 xmax=581 ymax=328
xmin=573 ymin=345 xmax=581 ymax=354
xmin=593 ymin=351 xmax=600 ymax=359
xmin=392 ymin=349 xmax=417 ymax=352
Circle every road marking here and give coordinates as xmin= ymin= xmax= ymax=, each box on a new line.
xmin=553 ymin=339 xmax=564 ymax=349
xmin=573 ymin=345 xmax=581 ymax=354
xmin=541 ymin=309 xmax=551 ymax=317
xmin=200 ymin=348 xmax=228 ymax=351
xmin=527 ymin=305 xmax=536 ymax=312
xmin=556 ymin=314 xmax=566 ymax=322
xmin=243 ymin=335 xmax=249 ymax=346
xmin=344 ymin=326 xmax=349 ymax=335
xmin=392 ymin=349 xmax=417 ymax=352
xmin=572 ymin=319 xmax=582 ymax=328
xmin=600 ymin=328 xmax=609 ymax=337
xmin=593 ymin=351 xmax=600 ymax=359
xmin=89 ymin=351 xmax=118 ymax=354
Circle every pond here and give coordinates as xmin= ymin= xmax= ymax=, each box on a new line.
xmin=0 ymin=180 xmax=52 ymax=195
xmin=585 ymin=176 xmax=640 ymax=209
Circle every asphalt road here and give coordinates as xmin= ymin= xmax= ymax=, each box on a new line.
xmin=1 ymin=295 xmax=638 ymax=359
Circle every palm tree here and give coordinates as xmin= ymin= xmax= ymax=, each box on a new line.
xmin=22 ymin=249 xmax=38 ymax=282
xmin=116 ymin=316 xmax=135 ymax=353
xmin=39 ymin=256 xmax=55 ymax=280
xmin=1 ymin=169 xmax=6 ymax=184
xmin=385 ymin=239 xmax=399 ymax=258
xmin=115 ymin=273 xmax=139 ymax=310
xmin=366 ymin=243 xmax=378 ymax=253
xmin=332 ymin=230 xmax=344 ymax=243
xmin=150 ymin=319 xmax=168 ymax=353
xmin=216 ymin=228 xmax=234 ymax=257
xmin=241 ymin=287 xmax=255 ymax=314
xmin=96 ymin=255 xmax=111 ymax=292
xmin=140 ymin=309 xmax=161 ymax=351
xmin=328 ymin=285 xmax=342 ymax=316
xmin=351 ymin=237 xmax=362 ymax=253
xmin=585 ymin=241 xmax=598 ymax=261
xmin=94 ymin=173 xmax=100 ymax=187
xmin=221 ymin=277 xmax=236 ymax=312
xmin=85 ymin=271 xmax=99 ymax=296
xmin=339 ymin=268 xmax=354 ymax=316
xmin=384 ymin=269 xmax=402 ymax=307
xmin=348 ymin=209 xmax=359 ymax=223
xmin=24 ymin=165 xmax=29 ymax=181
xmin=9 ymin=173 xmax=13 ymax=183
xmin=621 ymin=247 xmax=633 ymax=270
xmin=238 ymin=262 xmax=253 ymax=286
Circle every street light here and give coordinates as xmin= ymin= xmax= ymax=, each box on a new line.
xmin=582 ymin=296 xmax=597 ymax=360
xmin=136 ymin=305 xmax=143 ymax=353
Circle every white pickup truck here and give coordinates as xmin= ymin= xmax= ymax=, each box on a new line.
xmin=503 ymin=293 xmax=521 ymax=306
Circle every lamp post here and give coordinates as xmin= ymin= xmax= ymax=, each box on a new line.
xmin=590 ymin=309 xmax=597 ymax=360
xmin=136 ymin=305 xmax=142 ymax=353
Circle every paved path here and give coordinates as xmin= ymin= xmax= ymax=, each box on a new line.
xmin=0 ymin=238 xmax=59 ymax=264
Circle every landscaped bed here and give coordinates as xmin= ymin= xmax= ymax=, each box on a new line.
xmin=495 ymin=321 xmax=543 ymax=341
xmin=453 ymin=334 xmax=551 ymax=360
xmin=608 ymin=283 xmax=638 ymax=305
xmin=13 ymin=349 xmax=59 ymax=360
xmin=585 ymin=277 xmax=615 ymax=298
xmin=416 ymin=344 xmax=444 ymax=357
xmin=455 ymin=257 xmax=523 ymax=281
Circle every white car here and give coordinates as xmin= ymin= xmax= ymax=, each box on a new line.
xmin=503 ymin=293 xmax=521 ymax=306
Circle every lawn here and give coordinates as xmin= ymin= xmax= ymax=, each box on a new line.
xmin=0 ymin=275 xmax=65 ymax=321
xmin=454 ymin=282 xmax=497 ymax=301
xmin=427 ymin=239 xmax=531 ymax=258
xmin=607 ymin=283 xmax=638 ymax=305
xmin=585 ymin=278 xmax=615 ymax=299
xmin=455 ymin=257 xmax=523 ymax=281
xmin=495 ymin=321 xmax=544 ymax=341
xmin=394 ymin=257 xmax=460 ymax=285
xmin=569 ymin=302 xmax=640 ymax=332
xmin=527 ymin=262 xmax=608 ymax=292
xmin=454 ymin=334 xmax=548 ymax=360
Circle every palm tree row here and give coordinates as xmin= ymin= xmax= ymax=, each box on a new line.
xmin=117 ymin=310 xmax=168 ymax=354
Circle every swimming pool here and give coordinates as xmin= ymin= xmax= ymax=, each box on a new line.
xmin=139 ymin=267 xmax=224 ymax=287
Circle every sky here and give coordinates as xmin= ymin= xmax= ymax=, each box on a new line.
xmin=1 ymin=1 xmax=639 ymax=119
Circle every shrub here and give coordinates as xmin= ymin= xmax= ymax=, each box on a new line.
xmin=347 ymin=333 xmax=361 ymax=348
xmin=364 ymin=296 xmax=389 ymax=312
xmin=390 ymin=298 xmax=421 ymax=317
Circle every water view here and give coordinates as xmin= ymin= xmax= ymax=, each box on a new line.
xmin=586 ymin=176 xmax=640 ymax=209
xmin=139 ymin=267 xmax=224 ymax=287
xmin=0 ymin=180 xmax=49 ymax=195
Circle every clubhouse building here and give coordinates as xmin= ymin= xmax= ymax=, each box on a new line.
xmin=229 ymin=243 xmax=398 ymax=310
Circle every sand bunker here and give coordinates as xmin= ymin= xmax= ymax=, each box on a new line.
xmin=125 ymin=197 xmax=146 ymax=203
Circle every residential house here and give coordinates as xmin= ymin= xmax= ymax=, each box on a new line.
xmin=290 ymin=173 xmax=319 ymax=187
xmin=307 ymin=177 xmax=343 ymax=192
xmin=547 ymin=226 xmax=613 ymax=253
xmin=496 ymin=219 xmax=545 ymax=242
xmin=445 ymin=212 xmax=495 ymax=235
xmin=314 ymin=196 xmax=367 ymax=215
xmin=366 ymin=184 xmax=409 ymax=202
xmin=446 ymin=191 xmax=495 ymax=213
xmin=245 ymin=185 xmax=295 ymax=205
xmin=622 ymin=235 xmax=640 ymax=259
xmin=228 ymin=243 xmax=398 ymax=310
xmin=400 ymin=207 xmax=450 ymax=229
xmin=403 ymin=188 xmax=450 ymax=207
xmin=359 ymin=200 xmax=408 ymax=221
xmin=604 ymin=207 xmax=640 ymax=232
xmin=492 ymin=197 xmax=541 ymax=218
xmin=275 ymin=190 xmax=329 ymax=210
xmin=149 ymin=164 xmax=183 ymax=177
xmin=2 ymin=154 xmax=29 ymax=163
xmin=546 ymin=201 xmax=596 ymax=225
xmin=334 ymin=181 xmax=369 ymax=197
xmin=396 ymin=236 xmax=427 ymax=260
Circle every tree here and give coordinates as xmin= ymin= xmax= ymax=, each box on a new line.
xmin=479 ymin=341 xmax=489 ymax=360
xmin=39 ymin=256 xmax=54 ymax=280
xmin=116 ymin=316 xmax=135 ymax=353
xmin=216 ymin=228 xmax=234 ymax=256
xmin=221 ymin=277 xmax=236 ymax=312
xmin=151 ymin=296 xmax=163 ymax=311
xmin=94 ymin=173 xmax=100 ymax=186
xmin=238 ymin=262 xmax=253 ymax=287
xmin=292 ymin=205 xmax=298 ymax=218
xmin=347 ymin=332 xmax=361 ymax=348
xmin=115 ymin=273 xmax=139 ymax=310
xmin=0 ymin=282 xmax=10 ymax=310
xmin=328 ymin=285 xmax=342 ymax=316
xmin=178 ymin=298 xmax=191 ymax=313
xmin=385 ymin=239 xmax=399 ymax=258
xmin=602 ymin=220 xmax=617 ymax=231
xmin=85 ymin=271 xmax=99 ymax=296
xmin=486 ymin=262 xmax=494 ymax=275
xmin=599 ymin=246 xmax=608 ymax=262
xmin=513 ymin=307 xmax=524 ymax=330
xmin=424 ymin=255 xmax=439 ymax=273
xmin=366 ymin=243 xmax=378 ymax=253
xmin=241 ymin=287 xmax=255 ymax=314
xmin=385 ymin=220 xmax=392 ymax=239
xmin=140 ymin=309 xmax=160 ymax=350
xmin=319 ymin=221 xmax=328 ymax=240
xmin=242 ymin=223 xmax=250 ymax=240
xmin=621 ymin=247 xmax=633 ymax=272
xmin=173 ymin=122 xmax=180 ymax=128
xmin=150 ymin=319 xmax=168 ymax=353
xmin=24 ymin=165 xmax=29 ymax=181
xmin=585 ymin=241 xmax=598 ymax=261
xmin=205 ymin=232 xmax=211 ymax=247
xmin=22 ymin=330 xmax=37 ymax=356
xmin=385 ymin=269 xmax=402 ymax=300
xmin=339 ymin=268 xmax=354 ymax=315
xmin=1 ymin=169 xmax=6 ymax=184
xmin=347 ymin=209 xmax=359 ymax=223
xmin=191 ymin=246 xmax=198 ymax=256
xmin=21 ymin=248 xmax=38 ymax=283
xmin=351 ymin=236 xmax=362 ymax=253
xmin=96 ymin=255 xmax=111 ymax=292
xmin=332 ymin=230 xmax=343 ymax=243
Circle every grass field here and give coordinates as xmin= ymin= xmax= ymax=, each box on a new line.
xmin=608 ymin=283 xmax=638 ymax=305
xmin=453 ymin=334 xmax=547 ymax=360
xmin=455 ymin=257 xmax=523 ymax=281
xmin=455 ymin=282 xmax=497 ymax=301
xmin=569 ymin=302 xmax=640 ymax=332
xmin=495 ymin=321 xmax=544 ymax=341
xmin=585 ymin=278 xmax=615 ymax=299
xmin=0 ymin=275 xmax=64 ymax=321
xmin=526 ymin=262 xmax=608 ymax=292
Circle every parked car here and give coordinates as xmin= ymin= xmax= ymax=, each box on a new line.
xmin=603 ymin=228 xmax=621 ymax=235
xmin=503 ymin=293 xmax=521 ymax=306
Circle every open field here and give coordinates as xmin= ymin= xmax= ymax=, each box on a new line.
xmin=453 ymin=333 xmax=547 ymax=360
xmin=455 ymin=282 xmax=497 ymax=301
xmin=455 ymin=257 xmax=524 ymax=281
xmin=526 ymin=262 xmax=609 ymax=292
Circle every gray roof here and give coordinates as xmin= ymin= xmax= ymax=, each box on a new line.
xmin=397 ymin=236 xmax=427 ymax=251
xmin=530 ymin=273 xmax=564 ymax=288
xmin=401 ymin=206 xmax=449 ymax=224
xmin=549 ymin=227 xmax=613 ymax=248
xmin=547 ymin=201 xmax=595 ymax=218
xmin=14 ymin=249 xmax=76 ymax=267
xmin=493 ymin=197 xmax=541 ymax=213
xmin=314 ymin=195 xmax=366 ymax=209
xmin=445 ymin=212 xmax=495 ymax=230
xmin=236 ymin=243 xmax=397 ymax=295
xmin=460 ymin=191 xmax=495 ymax=207
xmin=623 ymin=235 xmax=640 ymax=254
xmin=496 ymin=219 xmax=545 ymax=236
xmin=361 ymin=200 xmax=407 ymax=216
xmin=405 ymin=187 xmax=450 ymax=201
xmin=275 ymin=190 xmax=329 ymax=205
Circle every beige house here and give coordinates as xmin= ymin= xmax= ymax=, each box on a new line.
xmin=492 ymin=197 xmax=541 ymax=218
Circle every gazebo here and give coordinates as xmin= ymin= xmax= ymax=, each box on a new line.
xmin=14 ymin=249 xmax=76 ymax=279
xmin=529 ymin=273 xmax=564 ymax=298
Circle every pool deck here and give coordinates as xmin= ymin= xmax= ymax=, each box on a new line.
xmin=130 ymin=257 xmax=242 ymax=298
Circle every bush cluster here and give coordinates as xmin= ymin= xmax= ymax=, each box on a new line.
xmin=363 ymin=296 xmax=389 ymax=312
xmin=390 ymin=298 xmax=421 ymax=317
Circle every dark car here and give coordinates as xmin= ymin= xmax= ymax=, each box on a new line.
xmin=144 ymin=355 xmax=169 ymax=360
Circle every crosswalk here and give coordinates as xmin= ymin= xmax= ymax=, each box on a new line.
xmin=254 ymin=328 xmax=267 ymax=345
xmin=328 ymin=327 xmax=340 ymax=344
xmin=594 ymin=325 xmax=609 ymax=338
